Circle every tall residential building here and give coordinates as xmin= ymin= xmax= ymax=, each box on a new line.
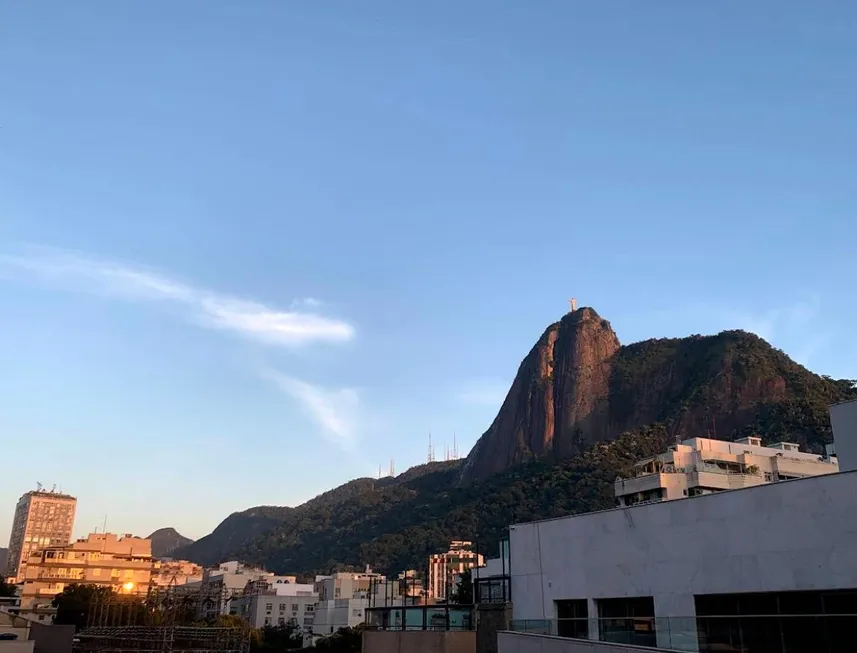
xmin=5 ymin=489 xmax=77 ymax=583
xmin=614 ymin=436 xmax=839 ymax=507
xmin=19 ymin=532 xmax=153 ymax=620
xmin=427 ymin=541 xmax=483 ymax=601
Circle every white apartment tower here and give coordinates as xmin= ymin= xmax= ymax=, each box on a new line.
xmin=5 ymin=489 xmax=77 ymax=582
xmin=427 ymin=541 xmax=483 ymax=601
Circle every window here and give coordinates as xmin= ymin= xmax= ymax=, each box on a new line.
xmin=265 ymin=603 xmax=273 ymax=611
xmin=92 ymin=568 xmax=101 ymax=577
xmin=264 ymin=618 xmax=271 ymax=626
xmin=305 ymin=605 xmax=314 ymax=612
xmin=278 ymin=618 xmax=285 ymax=626
xmin=292 ymin=604 xmax=298 ymax=612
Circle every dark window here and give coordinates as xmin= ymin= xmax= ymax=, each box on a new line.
xmin=596 ymin=597 xmax=656 ymax=648
xmin=695 ymin=590 xmax=857 ymax=653
xmin=556 ymin=599 xmax=588 ymax=639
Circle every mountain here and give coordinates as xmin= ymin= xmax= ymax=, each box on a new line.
xmin=459 ymin=307 xmax=855 ymax=482
xmin=174 ymin=467 xmax=455 ymax=566
xmin=147 ymin=528 xmax=194 ymax=559
xmin=175 ymin=309 xmax=857 ymax=575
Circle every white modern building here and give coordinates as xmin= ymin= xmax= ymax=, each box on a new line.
xmin=231 ymin=585 xmax=318 ymax=647
xmin=506 ymin=469 xmax=857 ymax=653
xmin=830 ymin=398 xmax=857 ymax=472
xmin=192 ymin=561 xmax=277 ymax=617
xmin=614 ymin=436 xmax=838 ymax=507
xmin=310 ymin=571 xmax=390 ymax=641
xmin=473 ymin=540 xmax=510 ymax=604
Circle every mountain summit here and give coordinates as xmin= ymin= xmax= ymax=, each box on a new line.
xmin=460 ymin=306 xmax=854 ymax=482
xmin=147 ymin=528 xmax=194 ymax=559
xmin=460 ymin=307 xmax=620 ymax=481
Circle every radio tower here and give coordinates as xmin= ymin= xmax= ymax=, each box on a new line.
xmin=389 ymin=459 xmax=395 ymax=477
xmin=427 ymin=433 xmax=435 ymax=463
xmin=453 ymin=432 xmax=459 ymax=460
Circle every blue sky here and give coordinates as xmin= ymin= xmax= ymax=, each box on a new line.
xmin=1 ymin=2 xmax=856 ymax=543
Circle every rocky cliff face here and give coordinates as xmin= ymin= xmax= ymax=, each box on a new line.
xmin=460 ymin=307 xmax=854 ymax=483
xmin=459 ymin=307 xmax=619 ymax=481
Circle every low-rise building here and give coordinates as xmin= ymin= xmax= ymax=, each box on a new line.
xmin=150 ymin=559 xmax=203 ymax=587
xmin=196 ymin=561 xmax=275 ymax=618
xmin=18 ymin=533 xmax=152 ymax=620
xmin=473 ymin=540 xmax=510 ymax=604
xmin=507 ymin=469 xmax=857 ymax=652
xmin=231 ymin=583 xmax=318 ymax=646
xmin=614 ymin=436 xmax=838 ymax=507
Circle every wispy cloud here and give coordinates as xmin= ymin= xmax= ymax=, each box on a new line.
xmin=456 ymin=378 xmax=509 ymax=407
xmin=262 ymin=370 xmax=360 ymax=451
xmin=0 ymin=246 xmax=354 ymax=347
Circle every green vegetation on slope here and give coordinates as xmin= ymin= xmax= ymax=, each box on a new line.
xmin=234 ymin=426 xmax=671 ymax=575
xmin=177 ymin=329 xmax=857 ymax=576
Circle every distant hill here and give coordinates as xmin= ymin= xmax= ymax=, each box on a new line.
xmin=174 ymin=308 xmax=857 ymax=575
xmin=147 ymin=528 xmax=194 ymax=559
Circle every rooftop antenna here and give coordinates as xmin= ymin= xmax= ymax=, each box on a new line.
xmin=568 ymin=298 xmax=578 ymax=313
xmin=428 ymin=432 xmax=435 ymax=463
xmin=51 ymin=484 xmax=56 ymax=493
xmin=36 ymin=481 xmax=43 ymax=492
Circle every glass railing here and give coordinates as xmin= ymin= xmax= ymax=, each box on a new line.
xmin=509 ymin=614 xmax=857 ymax=652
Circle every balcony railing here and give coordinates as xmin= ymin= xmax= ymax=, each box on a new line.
xmin=509 ymin=614 xmax=857 ymax=652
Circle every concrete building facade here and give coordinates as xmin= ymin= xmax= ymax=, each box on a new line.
xmin=150 ymin=559 xmax=203 ymax=587
xmin=509 ymin=470 xmax=857 ymax=651
xmin=614 ymin=436 xmax=838 ymax=507
xmin=830 ymin=398 xmax=857 ymax=472
xmin=231 ymin=584 xmax=319 ymax=646
xmin=5 ymin=491 xmax=77 ymax=583
xmin=19 ymin=533 xmax=153 ymax=618
xmin=428 ymin=542 xmax=483 ymax=601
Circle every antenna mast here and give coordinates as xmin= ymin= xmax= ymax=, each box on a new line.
xmin=427 ymin=432 xmax=435 ymax=463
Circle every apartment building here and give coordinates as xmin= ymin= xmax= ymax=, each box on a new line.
xmin=614 ymin=436 xmax=838 ymax=507
xmin=19 ymin=533 xmax=153 ymax=618
xmin=5 ymin=490 xmax=77 ymax=583
xmin=194 ymin=561 xmax=276 ymax=618
xmin=150 ymin=559 xmax=204 ymax=587
xmin=309 ymin=571 xmax=392 ymax=640
xmin=427 ymin=541 xmax=483 ymax=601
xmin=230 ymin=582 xmax=318 ymax=645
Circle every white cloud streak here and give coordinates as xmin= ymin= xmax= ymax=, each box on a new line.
xmin=0 ymin=246 xmax=355 ymax=347
xmin=262 ymin=370 xmax=360 ymax=451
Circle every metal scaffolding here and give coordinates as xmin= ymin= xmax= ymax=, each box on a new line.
xmin=74 ymin=585 xmax=251 ymax=653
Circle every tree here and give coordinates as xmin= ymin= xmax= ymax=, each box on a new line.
xmin=250 ymin=623 xmax=303 ymax=653
xmin=52 ymin=584 xmax=115 ymax=631
xmin=0 ymin=576 xmax=15 ymax=598
xmin=314 ymin=626 xmax=363 ymax=653
xmin=450 ymin=569 xmax=473 ymax=605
